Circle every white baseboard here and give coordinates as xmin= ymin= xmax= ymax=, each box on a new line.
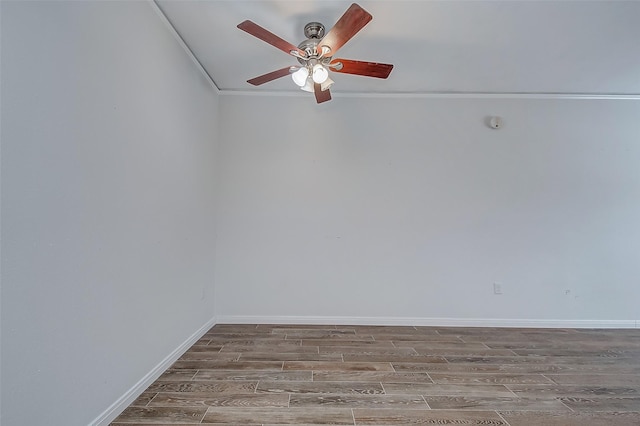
xmin=89 ymin=316 xmax=217 ymax=426
xmin=215 ymin=315 xmax=638 ymax=329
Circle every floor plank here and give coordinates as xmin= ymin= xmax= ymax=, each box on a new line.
xmin=255 ymin=380 xmax=385 ymax=395
xmin=289 ymin=393 xmax=427 ymax=408
xmin=352 ymin=408 xmax=508 ymax=425
xmin=148 ymin=392 xmax=289 ymax=408
xmin=499 ymin=410 xmax=640 ymax=426
xmin=201 ymin=407 xmax=353 ymax=424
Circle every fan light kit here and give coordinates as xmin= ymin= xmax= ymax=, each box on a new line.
xmin=237 ymin=3 xmax=394 ymax=103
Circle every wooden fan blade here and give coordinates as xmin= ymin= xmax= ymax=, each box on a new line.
xmin=330 ymin=59 xmax=393 ymax=79
xmin=238 ymin=20 xmax=305 ymax=57
xmin=318 ymin=3 xmax=372 ymax=56
xmin=247 ymin=67 xmax=293 ymax=86
xmin=314 ymin=83 xmax=332 ymax=103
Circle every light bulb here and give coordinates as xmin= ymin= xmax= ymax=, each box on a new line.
xmin=291 ymin=67 xmax=309 ymax=87
xmin=312 ymin=64 xmax=329 ymax=84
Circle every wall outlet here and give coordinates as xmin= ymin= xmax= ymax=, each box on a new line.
xmin=493 ymin=282 xmax=503 ymax=295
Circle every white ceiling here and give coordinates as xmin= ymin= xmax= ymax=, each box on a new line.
xmin=155 ymin=0 xmax=640 ymax=97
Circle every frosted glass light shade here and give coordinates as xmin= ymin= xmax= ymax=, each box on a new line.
xmin=300 ymin=78 xmax=314 ymax=92
xmin=291 ymin=67 xmax=309 ymax=86
xmin=320 ymin=77 xmax=334 ymax=91
xmin=312 ymin=64 xmax=329 ymax=84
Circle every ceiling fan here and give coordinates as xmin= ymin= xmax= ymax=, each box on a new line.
xmin=237 ymin=3 xmax=393 ymax=103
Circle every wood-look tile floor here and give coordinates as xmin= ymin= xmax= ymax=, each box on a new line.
xmin=112 ymin=324 xmax=640 ymax=425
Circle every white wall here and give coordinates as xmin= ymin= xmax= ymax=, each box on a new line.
xmin=1 ymin=2 xmax=218 ymax=425
xmin=215 ymin=94 xmax=640 ymax=326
